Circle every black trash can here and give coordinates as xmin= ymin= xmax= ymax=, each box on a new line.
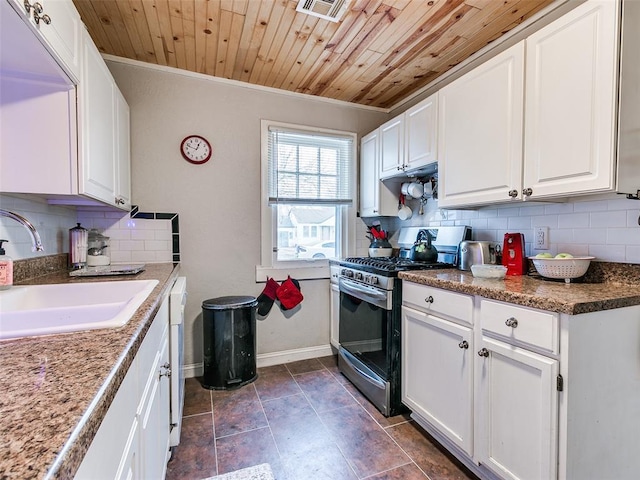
xmin=202 ymin=295 xmax=258 ymax=390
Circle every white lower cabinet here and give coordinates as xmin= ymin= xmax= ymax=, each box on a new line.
xmin=402 ymin=304 xmax=473 ymax=454
xmin=402 ymin=282 xmax=640 ymax=480
xmin=476 ymin=336 xmax=558 ymax=480
xmin=75 ymin=297 xmax=171 ymax=479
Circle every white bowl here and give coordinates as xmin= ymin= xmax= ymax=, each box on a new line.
xmin=369 ymin=247 xmax=393 ymax=257
xmin=529 ymin=256 xmax=594 ymax=283
xmin=470 ymin=264 xmax=507 ymax=279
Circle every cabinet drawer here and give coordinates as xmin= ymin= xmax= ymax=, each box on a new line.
xmin=403 ymin=282 xmax=473 ymax=324
xmin=481 ymin=299 xmax=558 ymax=353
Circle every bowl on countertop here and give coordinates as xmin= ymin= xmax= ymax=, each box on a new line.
xmin=529 ymin=256 xmax=594 ymax=283
xmin=470 ymin=264 xmax=507 ymax=279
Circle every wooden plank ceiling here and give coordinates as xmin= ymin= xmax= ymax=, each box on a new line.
xmin=72 ymin=0 xmax=554 ymax=109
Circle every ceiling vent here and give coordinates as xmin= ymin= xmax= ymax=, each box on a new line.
xmin=296 ymin=0 xmax=350 ymax=22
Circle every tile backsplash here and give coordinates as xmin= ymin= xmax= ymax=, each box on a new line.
xmin=0 ymin=195 xmax=76 ymax=259
xmin=76 ymin=207 xmax=175 ymax=264
xmin=0 ymin=194 xmax=178 ymax=263
xmin=359 ymin=193 xmax=640 ymax=263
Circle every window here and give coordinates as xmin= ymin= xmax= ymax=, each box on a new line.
xmin=259 ymin=120 xmax=356 ymax=279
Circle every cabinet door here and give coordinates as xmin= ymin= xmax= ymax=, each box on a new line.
xmin=476 ymin=336 xmax=558 ymax=480
xmin=139 ymin=302 xmax=171 ymax=480
xmin=35 ymin=0 xmax=82 ymax=80
xmin=78 ymin=29 xmax=117 ymax=206
xmin=523 ymin=0 xmax=618 ymax=198
xmin=438 ymin=42 xmax=524 ymax=208
xmin=359 ymin=130 xmax=397 ymax=217
xmin=379 ymin=116 xmax=404 ymax=179
xmin=115 ymin=89 xmax=131 ymax=209
xmin=360 ymin=130 xmax=380 ymax=217
xmin=402 ymin=306 xmax=474 ymax=455
xmin=405 ymin=93 xmax=438 ymax=171
xmin=7 ymin=0 xmax=81 ymax=80
xmin=330 ymin=283 xmax=339 ymax=348
xmin=74 ymin=358 xmax=138 ymax=479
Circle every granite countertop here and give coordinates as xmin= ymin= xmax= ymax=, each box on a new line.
xmin=0 ymin=262 xmax=180 ymax=479
xmin=399 ymin=265 xmax=640 ymax=315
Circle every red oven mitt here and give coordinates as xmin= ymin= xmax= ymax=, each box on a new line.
xmin=257 ymin=277 xmax=280 ymax=316
xmin=276 ymin=276 xmax=303 ymax=310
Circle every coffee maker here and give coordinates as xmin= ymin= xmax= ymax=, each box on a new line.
xmin=502 ymin=233 xmax=526 ymax=275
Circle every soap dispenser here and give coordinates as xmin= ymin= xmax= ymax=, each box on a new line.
xmin=0 ymin=239 xmax=13 ymax=290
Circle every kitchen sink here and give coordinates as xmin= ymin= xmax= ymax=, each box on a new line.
xmin=0 ymin=279 xmax=159 ymax=340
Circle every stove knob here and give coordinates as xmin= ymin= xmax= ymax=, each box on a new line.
xmin=354 ymin=272 xmax=364 ymax=281
xmin=342 ymin=269 xmax=354 ymax=278
xmin=369 ymin=276 xmax=378 ymax=285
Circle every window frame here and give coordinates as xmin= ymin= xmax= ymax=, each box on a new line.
xmin=257 ymin=120 xmax=357 ymax=281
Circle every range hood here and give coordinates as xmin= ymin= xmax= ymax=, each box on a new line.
xmin=403 ymin=161 xmax=438 ymax=179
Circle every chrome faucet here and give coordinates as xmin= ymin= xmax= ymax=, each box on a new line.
xmin=0 ymin=209 xmax=44 ymax=252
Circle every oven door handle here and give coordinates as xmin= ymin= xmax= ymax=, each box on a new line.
xmin=349 ymin=357 xmax=386 ymax=390
xmin=339 ymin=278 xmax=389 ymax=305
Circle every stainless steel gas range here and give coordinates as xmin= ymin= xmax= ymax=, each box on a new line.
xmin=337 ymin=226 xmax=470 ymax=416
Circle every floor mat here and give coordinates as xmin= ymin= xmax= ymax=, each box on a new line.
xmin=205 ymin=463 xmax=274 ymax=480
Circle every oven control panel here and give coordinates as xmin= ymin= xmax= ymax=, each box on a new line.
xmin=340 ymin=267 xmax=389 ymax=290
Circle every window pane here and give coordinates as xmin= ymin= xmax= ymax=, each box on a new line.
xmin=320 ymin=148 xmax=338 ymax=174
xmin=299 ymin=146 xmax=319 ymax=173
xmin=276 ymin=204 xmax=338 ymax=261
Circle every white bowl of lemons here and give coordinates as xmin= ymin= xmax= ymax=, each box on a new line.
xmin=530 ymin=253 xmax=595 ymax=283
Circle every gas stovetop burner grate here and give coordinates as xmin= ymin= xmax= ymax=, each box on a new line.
xmin=342 ymin=257 xmax=453 ymax=274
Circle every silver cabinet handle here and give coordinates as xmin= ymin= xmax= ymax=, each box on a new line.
xmin=478 ymin=348 xmax=489 ymax=357
xmin=522 ymin=187 xmax=533 ymax=197
xmin=508 ymin=189 xmax=518 ymax=198
xmin=424 ymin=295 xmax=434 ymax=304
xmin=115 ymin=197 xmax=125 ymax=205
xmin=34 ymin=12 xmax=51 ymax=25
xmin=505 ymin=317 xmax=518 ymax=328
xmin=24 ymin=1 xmax=51 ymax=24
xmin=458 ymin=340 xmax=469 ymax=349
xmin=159 ymin=362 xmax=171 ymax=379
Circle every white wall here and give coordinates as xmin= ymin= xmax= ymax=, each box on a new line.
xmin=107 ymin=60 xmax=389 ymax=366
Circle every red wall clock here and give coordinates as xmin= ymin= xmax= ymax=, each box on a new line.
xmin=180 ymin=135 xmax=212 ymax=164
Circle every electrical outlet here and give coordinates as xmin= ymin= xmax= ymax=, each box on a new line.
xmin=535 ymin=226 xmax=549 ymax=249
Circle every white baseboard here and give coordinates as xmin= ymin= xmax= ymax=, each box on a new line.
xmin=256 ymin=344 xmax=335 ymax=368
xmin=183 ymin=344 xmax=335 ymax=378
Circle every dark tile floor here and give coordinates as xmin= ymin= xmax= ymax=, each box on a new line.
xmin=166 ymin=355 xmax=478 ymax=480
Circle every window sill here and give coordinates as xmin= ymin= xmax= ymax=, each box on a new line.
xmin=255 ymin=264 xmax=331 ymax=282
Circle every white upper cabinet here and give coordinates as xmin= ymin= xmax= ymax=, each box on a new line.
xmin=359 ymin=130 xmax=398 ymax=217
xmin=438 ymin=42 xmax=525 ymax=208
xmin=7 ymin=0 xmax=82 ymax=81
xmin=523 ymin=0 xmax=619 ymax=198
xmin=438 ymin=0 xmax=622 ymax=208
xmin=115 ymin=89 xmax=132 ymax=210
xmin=1 ymin=0 xmax=131 ymax=210
xmin=77 ymin=28 xmax=131 ymax=210
xmin=379 ymin=93 xmax=438 ymax=180
xmin=78 ymin=30 xmax=117 ymax=206
xmin=405 ymin=93 xmax=438 ymax=172
xmin=379 ymin=116 xmax=405 ymax=179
